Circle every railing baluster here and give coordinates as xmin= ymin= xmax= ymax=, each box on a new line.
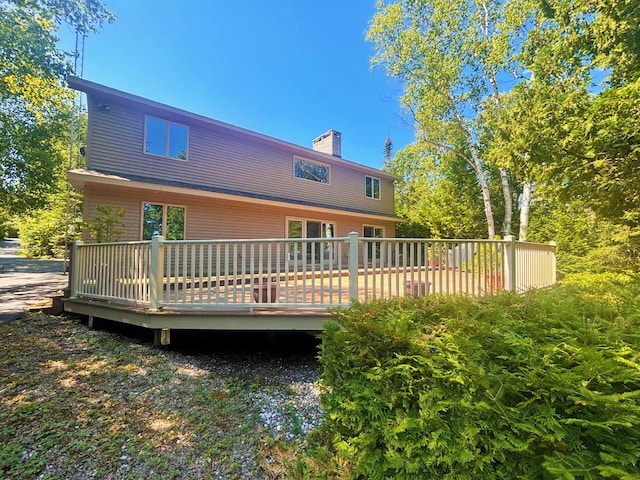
xmin=215 ymin=244 xmax=221 ymax=303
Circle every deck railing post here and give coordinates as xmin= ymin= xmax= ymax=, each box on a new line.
xmin=348 ymin=232 xmax=359 ymax=301
xmin=71 ymin=241 xmax=82 ymax=297
xmin=504 ymin=235 xmax=516 ymax=292
xmin=149 ymin=235 xmax=165 ymax=310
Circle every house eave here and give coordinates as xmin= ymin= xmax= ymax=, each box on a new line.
xmin=66 ymin=75 xmax=401 ymax=182
xmin=68 ymin=168 xmax=404 ymax=223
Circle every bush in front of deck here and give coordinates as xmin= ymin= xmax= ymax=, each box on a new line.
xmin=313 ymin=277 xmax=640 ymax=479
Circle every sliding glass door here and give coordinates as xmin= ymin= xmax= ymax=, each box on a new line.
xmin=287 ymin=219 xmax=335 ymax=264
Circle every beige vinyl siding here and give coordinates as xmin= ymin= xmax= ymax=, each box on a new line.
xmin=83 ymin=184 xmax=395 ymax=242
xmin=86 ymin=93 xmax=396 ymax=218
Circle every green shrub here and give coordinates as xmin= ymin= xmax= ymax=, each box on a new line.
xmin=16 ymin=210 xmax=66 ymax=257
xmin=16 ymin=200 xmax=82 ymax=258
xmin=315 ymin=280 xmax=640 ymax=479
xmin=0 ymin=208 xmax=18 ymax=240
xmin=84 ymin=204 xmax=125 ymax=243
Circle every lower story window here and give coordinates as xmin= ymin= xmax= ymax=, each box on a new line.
xmin=142 ymin=203 xmax=185 ymax=240
xmin=287 ymin=218 xmax=335 ymax=263
xmin=363 ymin=225 xmax=384 ymax=239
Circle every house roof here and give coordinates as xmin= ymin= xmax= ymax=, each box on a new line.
xmin=66 ymin=76 xmax=400 ymax=181
xmin=68 ymin=168 xmax=403 ymax=223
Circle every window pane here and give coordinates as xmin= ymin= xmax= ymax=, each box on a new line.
xmin=294 ymin=159 xmax=329 ymax=183
xmin=322 ymin=223 xmax=334 ymax=238
xmin=145 ymin=118 xmax=166 ymax=156
xmin=366 ymin=176 xmax=372 ymax=197
xmin=373 ymin=178 xmax=380 ymax=199
xmin=364 ymin=226 xmax=384 ymax=260
xmin=306 ymin=221 xmax=322 ymax=263
xmin=166 ymin=206 xmax=185 ymax=240
xmin=287 ymin=220 xmax=303 ymax=260
xmin=168 ymin=124 xmax=188 ymax=159
xmin=322 ymin=223 xmax=335 ymax=261
xmin=143 ymin=203 xmax=163 ymax=240
xmin=287 ymin=220 xmax=303 ymax=238
xmin=307 ymin=221 xmax=321 ymax=238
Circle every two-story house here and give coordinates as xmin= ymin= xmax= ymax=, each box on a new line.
xmin=66 ymin=76 xmax=400 ymax=246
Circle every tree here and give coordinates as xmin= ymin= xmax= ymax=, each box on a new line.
xmin=514 ymin=0 xmax=640 ymax=253
xmin=367 ymin=0 xmax=532 ymax=238
xmin=383 ymin=135 xmax=393 ymax=164
xmin=85 ymin=205 xmax=125 ymax=243
xmin=0 ymin=0 xmax=114 ymax=216
xmin=388 ymin=142 xmax=487 ymax=239
xmin=474 ymin=0 xmax=640 ymax=267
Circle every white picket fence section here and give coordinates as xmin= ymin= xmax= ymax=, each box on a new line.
xmin=70 ymin=234 xmax=556 ymax=310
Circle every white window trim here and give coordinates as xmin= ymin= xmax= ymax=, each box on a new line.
xmin=140 ymin=201 xmax=187 ymax=240
xmin=143 ymin=115 xmax=189 ymax=161
xmin=365 ymin=175 xmax=381 ymax=200
xmin=292 ymin=156 xmax=331 ymax=185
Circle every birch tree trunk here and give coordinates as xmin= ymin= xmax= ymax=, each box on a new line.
xmin=519 ymin=180 xmax=533 ymax=241
xmin=482 ymin=0 xmax=513 ymax=237
xmin=475 ymin=150 xmax=496 ymax=239
xmin=500 ymin=168 xmax=513 ymax=236
xmin=455 ymin=109 xmax=496 ymax=239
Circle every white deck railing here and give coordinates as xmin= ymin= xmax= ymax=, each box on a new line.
xmin=70 ymin=234 xmax=556 ymax=310
xmin=71 ymin=241 xmax=151 ymax=304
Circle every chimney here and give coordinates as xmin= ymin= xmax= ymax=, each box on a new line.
xmin=312 ymin=129 xmax=341 ymax=157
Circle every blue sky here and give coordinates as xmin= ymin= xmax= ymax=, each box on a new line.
xmin=57 ymin=0 xmax=415 ymax=169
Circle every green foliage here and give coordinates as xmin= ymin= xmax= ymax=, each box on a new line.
xmin=0 ymin=106 xmax=74 ymax=213
xmin=557 ymin=78 xmax=640 ymax=227
xmin=16 ymin=207 xmax=66 ymax=258
xmin=84 ymin=204 xmax=125 ymax=243
xmin=0 ymin=0 xmax=113 ymax=217
xmin=372 ymin=0 xmax=640 ymax=254
xmin=0 ymin=207 xmax=17 ymax=240
xmin=368 ymin=0 xmax=536 ymax=239
xmin=501 ymin=0 xmax=640 ymax=266
xmin=16 ymin=185 xmax=82 ymax=257
xmin=528 ymin=200 xmax=640 ymax=275
xmin=313 ymin=280 xmax=640 ymax=479
xmin=389 ymin=143 xmax=488 ymax=239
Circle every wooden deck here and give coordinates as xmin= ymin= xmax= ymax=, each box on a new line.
xmin=65 ymin=235 xmax=556 ymax=345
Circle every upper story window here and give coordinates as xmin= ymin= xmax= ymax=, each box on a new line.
xmin=366 ymin=175 xmax=380 ymax=199
xmin=293 ymin=157 xmax=330 ymax=184
xmin=144 ymin=116 xmax=188 ymax=160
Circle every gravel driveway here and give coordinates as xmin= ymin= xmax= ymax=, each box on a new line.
xmin=0 ymin=238 xmax=69 ymax=324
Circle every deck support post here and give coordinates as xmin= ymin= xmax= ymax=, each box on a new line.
xmin=149 ymin=235 xmax=165 ymax=311
xmin=154 ymin=328 xmax=171 ymax=347
xmin=88 ymin=315 xmax=94 ymax=329
xmin=348 ymin=232 xmax=359 ymax=300
xmin=504 ymin=235 xmax=516 ymax=292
